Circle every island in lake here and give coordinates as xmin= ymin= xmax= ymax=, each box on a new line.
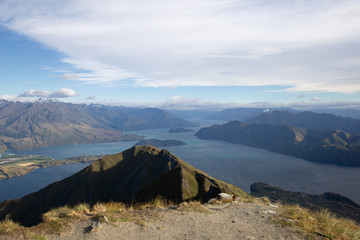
xmin=134 ymin=139 xmax=186 ymax=147
xmin=168 ymin=128 xmax=193 ymax=133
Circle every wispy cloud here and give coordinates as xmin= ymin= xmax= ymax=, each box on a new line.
xmin=1 ymin=0 xmax=360 ymax=92
xmin=86 ymin=95 xmax=96 ymax=101
xmin=19 ymin=88 xmax=78 ymax=98
xmin=311 ymin=97 xmax=322 ymax=102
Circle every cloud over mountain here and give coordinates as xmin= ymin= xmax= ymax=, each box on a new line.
xmin=19 ymin=88 xmax=78 ymax=98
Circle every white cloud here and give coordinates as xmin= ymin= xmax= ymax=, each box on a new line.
xmin=19 ymin=88 xmax=78 ymax=98
xmin=1 ymin=0 xmax=360 ymax=92
xmin=86 ymin=95 xmax=96 ymax=101
xmin=61 ymin=73 xmax=78 ymax=80
xmin=311 ymin=97 xmax=322 ymax=102
xmin=105 ymin=96 xmax=360 ymax=111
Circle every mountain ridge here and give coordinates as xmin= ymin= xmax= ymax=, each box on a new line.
xmin=0 ymin=100 xmax=196 ymax=152
xmin=247 ymin=110 xmax=360 ymax=134
xmin=0 ymin=146 xmax=247 ymax=226
xmin=195 ymin=121 xmax=360 ymax=166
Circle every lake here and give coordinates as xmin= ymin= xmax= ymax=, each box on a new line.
xmin=1 ymin=123 xmax=359 ymax=204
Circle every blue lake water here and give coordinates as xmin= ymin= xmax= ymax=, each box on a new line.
xmin=1 ymin=124 xmax=359 ymax=204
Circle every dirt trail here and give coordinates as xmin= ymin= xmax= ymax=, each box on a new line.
xmin=45 ymin=201 xmax=311 ymax=240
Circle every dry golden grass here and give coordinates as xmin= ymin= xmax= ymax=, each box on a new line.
xmin=130 ymin=196 xmax=175 ymax=210
xmin=16 ymin=162 xmax=36 ymax=167
xmin=102 ymin=201 xmax=127 ymax=213
xmin=259 ymin=196 xmax=271 ymax=205
xmin=0 ymin=219 xmax=25 ymax=235
xmin=178 ymin=200 xmax=211 ymax=214
xmin=276 ymin=204 xmax=360 ymax=240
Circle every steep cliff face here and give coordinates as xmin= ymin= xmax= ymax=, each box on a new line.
xmin=0 ymin=146 xmax=247 ymax=226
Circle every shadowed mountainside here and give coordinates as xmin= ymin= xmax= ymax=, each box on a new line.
xmin=0 ymin=146 xmax=247 ymax=226
xmin=0 ymin=100 xmax=196 ymax=152
xmin=247 ymin=110 xmax=360 ymax=134
xmin=195 ymin=121 xmax=360 ymax=166
xmin=251 ymin=182 xmax=360 ymax=222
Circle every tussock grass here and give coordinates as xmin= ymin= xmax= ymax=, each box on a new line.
xmin=276 ymin=204 xmax=360 ymax=240
xmin=130 ymin=196 xmax=175 ymax=210
xmin=0 ymin=219 xmax=25 ymax=236
xmin=178 ymin=201 xmax=211 ymax=214
xmin=92 ymin=203 xmax=107 ymax=213
xmin=259 ymin=196 xmax=271 ymax=205
xmin=73 ymin=203 xmax=91 ymax=215
xmin=25 ymin=232 xmax=47 ymax=240
xmin=102 ymin=201 xmax=127 ymax=213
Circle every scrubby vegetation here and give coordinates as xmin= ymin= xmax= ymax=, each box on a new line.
xmin=1 ymin=198 xmax=359 ymax=240
xmin=273 ymin=204 xmax=360 ymax=240
xmin=0 ymin=197 xmax=176 ymax=239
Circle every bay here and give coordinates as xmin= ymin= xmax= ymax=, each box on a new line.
xmin=0 ymin=163 xmax=90 ymax=201
xmin=1 ymin=123 xmax=359 ymax=204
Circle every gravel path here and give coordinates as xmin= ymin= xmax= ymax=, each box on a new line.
xmin=45 ymin=201 xmax=311 ymax=240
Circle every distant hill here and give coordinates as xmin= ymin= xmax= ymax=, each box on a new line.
xmin=309 ymin=108 xmax=360 ymax=119
xmin=0 ymin=146 xmax=247 ymax=226
xmin=134 ymin=139 xmax=186 ymax=147
xmin=247 ymin=110 xmax=360 ymax=134
xmin=0 ymin=100 xmax=196 ymax=152
xmin=195 ymin=121 xmax=360 ymax=166
xmin=208 ymin=108 xmax=267 ymax=121
xmin=168 ymin=128 xmax=193 ymax=133
xmin=166 ymin=109 xmax=218 ymax=120
xmin=251 ymin=182 xmax=360 ymax=222
xmin=208 ymin=108 xmax=297 ymax=122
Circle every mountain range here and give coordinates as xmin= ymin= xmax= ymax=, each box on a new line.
xmin=247 ymin=110 xmax=360 ymax=134
xmin=205 ymin=107 xmax=360 ymax=121
xmin=195 ymin=121 xmax=360 ymax=166
xmin=0 ymin=146 xmax=247 ymax=226
xmin=0 ymin=100 xmax=196 ymax=152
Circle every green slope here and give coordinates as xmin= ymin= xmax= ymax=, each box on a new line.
xmin=0 ymin=146 xmax=247 ymax=226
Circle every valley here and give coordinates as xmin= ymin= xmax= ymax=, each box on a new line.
xmin=1 ymin=125 xmax=359 ymax=206
xmin=0 ymin=100 xmax=195 ymax=152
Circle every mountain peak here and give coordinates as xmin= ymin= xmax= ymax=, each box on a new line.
xmin=0 ymin=146 xmax=247 ymax=226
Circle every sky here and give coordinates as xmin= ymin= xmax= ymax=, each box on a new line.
xmin=0 ymin=0 xmax=360 ymax=110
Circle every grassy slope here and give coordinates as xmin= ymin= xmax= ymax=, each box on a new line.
xmin=0 ymin=146 xmax=248 ymax=227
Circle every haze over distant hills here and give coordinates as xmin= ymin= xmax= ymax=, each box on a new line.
xmin=0 ymin=100 xmax=196 ymax=152
xmin=195 ymin=121 xmax=360 ymax=166
xmin=247 ymin=110 xmax=360 ymax=134
xmin=207 ymin=108 xmax=296 ymax=122
xmin=0 ymin=146 xmax=247 ymax=226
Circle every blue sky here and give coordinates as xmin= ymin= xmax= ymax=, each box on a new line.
xmin=0 ymin=0 xmax=360 ymax=110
